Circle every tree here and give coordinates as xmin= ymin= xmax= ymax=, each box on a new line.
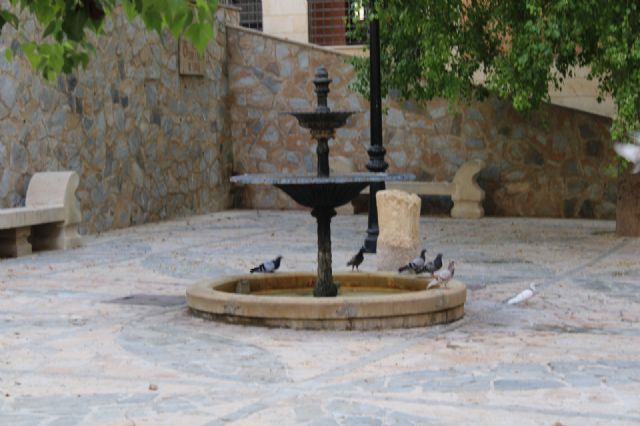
xmin=1 ymin=0 xmax=218 ymax=80
xmin=350 ymin=0 xmax=640 ymax=140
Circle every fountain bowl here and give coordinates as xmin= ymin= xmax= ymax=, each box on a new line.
xmin=186 ymin=272 xmax=466 ymax=330
xmin=231 ymin=173 xmax=414 ymax=209
xmin=286 ymin=111 xmax=356 ymax=131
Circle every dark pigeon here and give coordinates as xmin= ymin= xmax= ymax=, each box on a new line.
xmin=417 ymin=253 xmax=443 ymax=275
xmin=398 ymin=249 xmax=426 ymax=273
xmin=250 ymin=255 xmax=282 ymax=273
xmin=347 ymin=248 xmax=365 ymax=271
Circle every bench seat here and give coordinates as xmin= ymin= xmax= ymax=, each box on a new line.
xmin=358 ymin=159 xmax=486 ymax=219
xmin=0 ymin=206 xmax=65 ymax=229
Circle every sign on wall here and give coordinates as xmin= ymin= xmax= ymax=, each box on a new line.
xmin=179 ymin=38 xmax=205 ymax=76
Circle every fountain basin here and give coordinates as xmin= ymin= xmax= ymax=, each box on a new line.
xmin=231 ymin=173 xmax=414 ymax=208
xmin=186 ymin=272 xmax=466 ymax=330
xmin=286 ymin=111 xmax=356 ymax=131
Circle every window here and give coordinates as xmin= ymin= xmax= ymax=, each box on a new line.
xmin=227 ymin=0 xmax=263 ymax=31
xmin=308 ymin=0 xmax=367 ymax=46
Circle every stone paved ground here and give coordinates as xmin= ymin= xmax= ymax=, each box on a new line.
xmin=0 ymin=210 xmax=639 ymax=425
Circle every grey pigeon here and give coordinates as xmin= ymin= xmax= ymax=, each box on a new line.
xmin=347 ymin=248 xmax=365 ymax=271
xmin=417 ymin=253 xmax=443 ymax=275
xmin=250 ymin=255 xmax=282 ymax=273
xmin=398 ymin=249 xmax=427 ymax=273
xmin=427 ymin=261 xmax=455 ymax=289
xmin=614 ymin=142 xmax=640 ymax=174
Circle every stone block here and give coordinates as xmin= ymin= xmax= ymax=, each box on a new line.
xmin=375 ymin=190 xmax=421 ymax=271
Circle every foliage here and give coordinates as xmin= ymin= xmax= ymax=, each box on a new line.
xmin=350 ymin=0 xmax=640 ymax=141
xmin=1 ymin=0 xmax=218 ymax=81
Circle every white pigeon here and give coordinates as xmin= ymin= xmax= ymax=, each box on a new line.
xmin=427 ymin=261 xmax=455 ymax=289
xmin=614 ymin=139 xmax=640 ymax=174
xmin=506 ymin=283 xmax=537 ymax=305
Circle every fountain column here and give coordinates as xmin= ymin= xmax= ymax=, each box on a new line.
xmin=312 ymin=207 xmax=338 ymax=297
xmin=312 ymin=129 xmax=334 ymax=177
xmin=312 ymin=67 xmax=333 ymax=178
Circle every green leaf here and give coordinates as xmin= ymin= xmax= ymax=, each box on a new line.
xmin=185 ymin=22 xmax=213 ymax=54
xmin=0 ymin=9 xmax=19 ymax=28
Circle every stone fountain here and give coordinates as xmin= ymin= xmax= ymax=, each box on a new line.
xmin=231 ymin=66 xmax=411 ymax=297
xmin=186 ymin=66 xmax=466 ymax=329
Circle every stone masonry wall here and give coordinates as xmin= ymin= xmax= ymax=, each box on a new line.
xmin=0 ymin=6 xmax=236 ymax=234
xmin=228 ymin=26 xmax=617 ymax=219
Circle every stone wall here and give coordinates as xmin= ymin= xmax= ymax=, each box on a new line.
xmin=0 ymin=6 xmax=236 ymax=234
xmin=228 ymin=26 xmax=617 ymax=219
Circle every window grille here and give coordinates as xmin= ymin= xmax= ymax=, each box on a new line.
xmin=225 ymin=0 xmax=263 ymax=31
xmin=308 ymin=0 xmax=367 ymax=46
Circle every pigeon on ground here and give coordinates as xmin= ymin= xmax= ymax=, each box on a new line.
xmin=398 ymin=249 xmax=427 ymax=273
xmin=427 ymin=261 xmax=455 ymax=289
xmin=614 ymin=142 xmax=640 ymax=174
xmin=347 ymin=248 xmax=365 ymax=271
xmin=506 ymin=283 xmax=537 ymax=305
xmin=250 ymin=256 xmax=282 ymax=273
xmin=417 ymin=253 xmax=443 ymax=275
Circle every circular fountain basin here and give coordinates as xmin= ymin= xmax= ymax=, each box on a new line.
xmin=186 ymin=272 xmax=466 ymax=330
xmin=231 ymin=173 xmax=414 ymax=208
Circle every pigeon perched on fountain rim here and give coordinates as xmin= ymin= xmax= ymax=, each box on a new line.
xmin=416 ymin=253 xmax=443 ymax=275
xmin=250 ymin=255 xmax=283 ymax=273
xmin=398 ymin=249 xmax=427 ymax=273
xmin=347 ymin=247 xmax=365 ymax=271
xmin=427 ymin=260 xmax=455 ymax=289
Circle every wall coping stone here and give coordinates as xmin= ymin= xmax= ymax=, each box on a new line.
xmin=228 ymin=25 xmax=354 ymax=58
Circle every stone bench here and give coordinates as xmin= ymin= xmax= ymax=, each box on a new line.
xmin=362 ymin=159 xmax=486 ymax=219
xmin=0 ymin=171 xmax=81 ymax=257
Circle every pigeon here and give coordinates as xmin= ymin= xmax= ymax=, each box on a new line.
xmin=614 ymin=142 xmax=640 ymax=174
xmin=506 ymin=283 xmax=537 ymax=305
xmin=417 ymin=253 xmax=443 ymax=275
xmin=250 ymin=256 xmax=282 ymax=273
xmin=427 ymin=261 xmax=455 ymax=289
xmin=398 ymin=249 xmax=427 ymax=273
xmin=347 ymin=248 xmax=365 ymax=271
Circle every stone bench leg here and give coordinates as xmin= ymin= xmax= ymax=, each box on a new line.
xmin=32 ymin=222 xmax=81 ymax=252
xmin=0 ymin=227 xmax=32 ymax=257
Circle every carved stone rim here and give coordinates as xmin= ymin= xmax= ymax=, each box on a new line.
xmin=186 ymin=272 xmax=466 ymax=330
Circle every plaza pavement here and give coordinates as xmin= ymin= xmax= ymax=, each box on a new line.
xmin=0 ymin=209 xmax=639 ymax=425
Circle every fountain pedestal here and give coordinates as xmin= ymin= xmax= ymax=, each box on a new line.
xmin=313 ymin=207 xmax=337 ymax=297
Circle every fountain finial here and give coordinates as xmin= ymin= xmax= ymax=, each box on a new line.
xmin=313 ymin=66 xmax=332 ymax=113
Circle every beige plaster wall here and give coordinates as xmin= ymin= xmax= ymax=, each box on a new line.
xmin=262 ymin=0 xmax=309 ymax=43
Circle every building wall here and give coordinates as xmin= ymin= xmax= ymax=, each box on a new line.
xmin=228 ymin=26 xmax=618 ymax=219
xmin=0 ymin=6 xmax=237 ymax=234
xmin=262 ymin=0 xmax=309 ymax=43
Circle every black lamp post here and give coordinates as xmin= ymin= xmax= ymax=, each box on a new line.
xmin=363 ymin=0 xmax=388 ymax=253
